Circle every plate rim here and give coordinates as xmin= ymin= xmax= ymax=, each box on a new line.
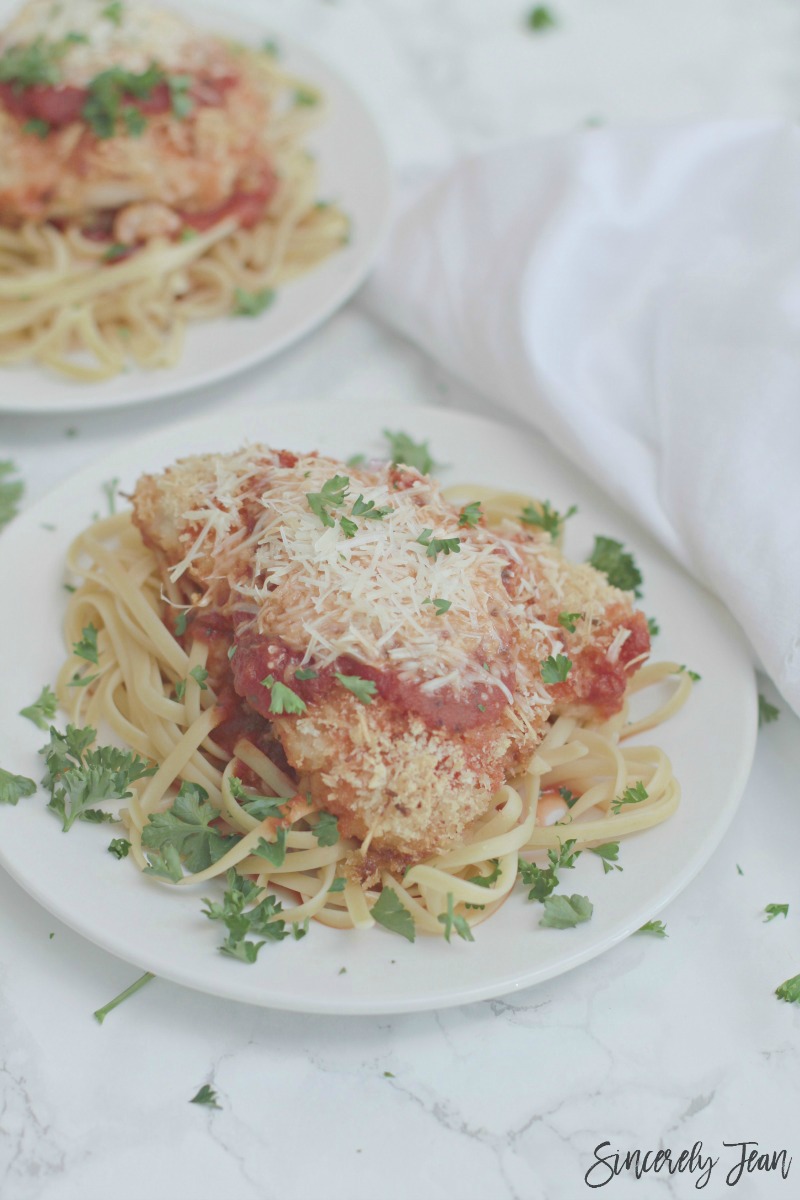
xmin=0 ymin=400 xmax=758 ymax=1013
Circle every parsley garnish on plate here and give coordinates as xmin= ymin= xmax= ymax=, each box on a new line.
xmin=294 ymin=667 xmax=317 ymax=681
xmin=19 ymin=684 xmax=58 ymax=730
xmin=254 ymin=828 xmax=287 ymax=868
xmin=351 ymin=494 xmax=391 ymax=521
xmin=73 ymin=624 xmax=99 ymax=664
xmin=0 ymin=33 xmax=84 ymax=89
xmin=0 ymin=767 xmax=36 ymax=806
xmin=102 ymin=477 xmax=119 ymax=515
xmin=227 ymin=776 xmax=288 ymax=820
xmin=312 ymin=811 xmax=339 ymax=846
xmin=540 ymin=654 xmax=572 ymax=684
xmin=637 ymin=919 xmax=668 ymax=937
xmin=0 ymin=460 xmax=24 ymax=530
xmin=190 ymin=1084 xmax=221 ymax=1108
xmin=589 ymin=842 xmax=622 ymax=874
xmin=94 ymin=971 xmax=155 ymax=1023
xmin=383 ymin=430 xmax=435 ymax=475
xmin=520 ymin=500 xmax=576 ymax=538
xmin=415 ymin=529 xmax=461 ymax=559
xmin=261 ymin=675 xmax=307 ymax=715
xmin=293 ymin=86 xmax=318 ymax=106
xmin=306 ymin=474 xmax=350 ymax=528
xmin=437 ymin=893 xmax=474 ymax=943
xmin=647 ymin=616 xmax=660 ymax=637
xmin=559 ymin=786 xmax=577 ymax=807
xmin=335 ymin=673 xmax=377 ymax=705
xmin=424 ymin=598 xmax=451 ymax=616
xmin=108 ymin=837 xmax=131 ymax=859
xmin=758 ymin=693 xmax=780 ymax=727
xmin=458 ymin=501 xmax=482 ymax=528
xmin=776 ymin=974 xmax=800 ymax=1005
xmin=611 ymin=780 xmax=648 ymax=815
xmin=371 ymin=887 xmax=415 ymax=942
xmin=102 ymin=1 xmax=125 ymax=25
xmin=232 ymin=287 xmax=275 ymax=317
xmin=23 ymin=117 xmax=50 ymax=138
xmin=519 ymin=840 xmax=580 ymax=902
xmin=588 ymin=535 xmax=643 ymax=596
xmin=764 ymin=904 xmax=789 ymax=922
xmin=329 ymin=877 xmax=346 ymax=893
xmin=540 ymin=893 xmax=592 ymax=929
xmin=202 ymin=868 xmax=289 ymax=962
xmin=527 ymin=5 xmax=558 ymax=32
xmin=142 ymin=781 xmax=238 ymax=877
xmin=173 ymin=611 xmax=189 ymax=637
xmin=103 ymin=243 xmax=130 ymax=262
xmin=40 ymin=724 xmax=156 ymax=831
xmin=557 ymin=612 xmax=582 ymax=633
xmin=677 ymin=665 xmax=702 ymax=682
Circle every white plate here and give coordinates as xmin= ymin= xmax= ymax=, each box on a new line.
xmin=0 ymin=402 xmax=757 ymax=1013
xmin=0 ymin=10 xmax=392 ymax=415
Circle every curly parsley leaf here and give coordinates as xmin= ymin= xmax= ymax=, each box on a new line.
xmin=0 ymin=460 xmax=24 ymax=530
xmin=227 ymin=776 xmax=288 ymax=821
xmin=518 ymin=840 xmax=580 ymax=902
xmin=520 ymin=500 xmax=576 ymax=538
xmin=557 ymin=612 xmax=582 ymax=633
xmin=383 ymin=430 xmax=435 ymax=475
xmin=232 ymin=287 xmax=275 ymax=317
xmin=776 ymin=973 xmax=800 ymax=1005
xmin=189 ymin=665 xmax=209 ymax=690
xmin=190 ymin=1084 xmax=221 ymax=1108
xmin=0 ymin=34 xmax=80 ymax=89
xmin=261 ymin=675 xmax=307 ymax=716
xmin=82 ymin=63 xmax=165 ymax=138
xmin=0 ymin=767 xmax=36 ymax=806
xmin=202 ymin=869 xmax=288 ymax=962
xmin=351 ymin=494 xmax=392 ymax=521
xmin=253 ymin=827 xmax=287 ymax=868
xmin=108 ymin=837 xmax=131 ymax=859
xmin=540 ymin=893 xmax=593 ymax=929
xmin=312 ymin=811 xmax=339 ymax=846
xmin=371 ymin=887 xmax=415 ymax=942
xmin=306 ymin=474 xmax=350 ymax=528
xmin=527 ymin=5 xmax=557 ymax=32
xmin=588 ymin=535 xmax=643 ymax=597
xmin=647 ymin=616 xmax=660 ymax=638
xmin=611 ymin=780 xmax=648 ymax=815
xmin=294 ymin=667 xmax=317 ymax=681
xmin=559 ymin=786 xmax=577 ymax=808
xmin=19 ymin=684 xmax=58 ymax=731
xmin=141 ymin=781 xmax=238 ymax=874
xmin=335 ymin=673 xmax=377 ymax=705
xmin=437 ymin=892 xmax=475 ymax=943
xmin=415 ymin=528 xmax=461 ymax=559
xmin=73 ymin=623 xmax=99 ymax=665
xmin=40 ymin=725 xmax=156 ymax=831
xmin=424 ymin=597 xmax=451 ymax=616
xmin=458 ymin=501 xmax=482 ymax=528
xmin=637 ymin=919 xmax=668 ymax=937
xmin=590 ymin=842 xmax=622 ymax=874
xmin=173 ymin=610 xmax=189 ymax=637
xmin=758 ymin=693 xmax=780 ymax=727
xmin=540 ymin=654 xmax=572 ymax=684
xmin=764 ymin=903 xmax=789 ymax=922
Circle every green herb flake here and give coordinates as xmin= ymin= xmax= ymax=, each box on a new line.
xmin=611 ymin=780 xmax=648 ymax=815
xmin=424 ymin=597 xmax=451 ymax=616
xmin=647 ymin=616 xmax=660 ymax=637
xmin=540 ymin=893 xmax=593 ymax=929
xmin=764 ymin=904 xmax=789 ymax=922
xmin=108 ymin=837 xmax=131 ymax=859
xmin=415 ymin=528 xmax=461 ymax=559
xmin=520 ymin=500 xmax=576 ymax=538
xmin=142 ymin=781 xmax=238 ymax=875
xmin=335 ymin=673 xmax=377 ymax=705
xmin=73 ymin=623 xmax=99 ymax=665
xmin=19 ymin=684 xmax=58 ymax=730
xmin=93 ymin=970 xmax=155 ymax=1023
xmin=758 ymin=693 xmax=780 ymax=727
xmin=260 ymin=675 xmax=307 ymax=716
xmin=383 ymin=430 xmax=435 ymax=475
xmin=458 ymin=501 xmax=482 ymax=528
xmin=776 ymin=974 xmax=800 ymax=1005
xmin=527 ymin=5 xmax=557 ymax=33
xmin=329 ymin=876 xmax=346 ymax=893
xmin=173 ymin=611 xmax=189 ymax=637
xmin=167 ymin=73 xmax=193 ymax=119
xmin=0 ymin=460 xmax=24 ymax=530
xmin=557 ymin=612 xmax=582 ymax=633
xmin=232 ymin=286 xmax=275 ymax=316
xmin=253 ymin=827 xmax=287 ymax=868
xmin=588 ymin=535 xmax=643 ymax=596
xmin=437 ymin=892 xmax=474 ymax=943
xmin=102 ymin=476 xmax=119 ymax=515
xmin=189 ymin=665 xmax=209 ymax=691
xmin=190 ymin=1084 xmax=221 ymax=1108
xmin=371 ymin=887 xmax=415 ymax=942
xmin=313 ymin=811 xmax=339 ymax=847
xmin=202 ymin=868 xmax=288 ymax=962
xmin=559 ymin=786 xmax=577 ymax=808
xmin=23 ymin=117 xmax=50 ymax=138
xmin=293 ymin=86 xmax=318 ymax=106
xmin=340 ymin=515 xmax=358 ymax=538
xmin=102 ymin=1 xmax=124 ymax=25
xmin=103 ymin=243 xmax=130 ymax=262
xmin=589 ymin=842 xmax=622 ymax=874
xmin=40 ymin=725 xmax=156 ymax=832
xmin=0 ymin=767 xmax=36 ymax=806
xmin=540 ymin=654 xmax=572 ymax=684
xmin=306 ymin=474 xmax=350 ymax=528
xmin=637 ymin=919 xmax=668 ymax=938
xmin=678 ymin=665 xmax=702 ymax=683
xmin=294 ymin=667 xmax=317 ymax=681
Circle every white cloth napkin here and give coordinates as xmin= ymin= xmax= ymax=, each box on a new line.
xmin=365 ymin=118 xmax=800 ymax=716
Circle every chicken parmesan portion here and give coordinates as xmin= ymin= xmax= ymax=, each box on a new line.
xmin=0 ymin=0 xmax=275 ymax=229
xmin=131 ymin=444 xmax=650 ymax=866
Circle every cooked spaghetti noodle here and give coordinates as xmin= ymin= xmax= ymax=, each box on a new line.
xmin=0 ymin=14 xmax=348 ymax=381
xmin=56 ymin=490 xmax=691 ymax=941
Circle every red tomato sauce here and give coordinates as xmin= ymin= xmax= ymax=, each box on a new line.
xmin=549 ymin=613 xmax=651 ymax=715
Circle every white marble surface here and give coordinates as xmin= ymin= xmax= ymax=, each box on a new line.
xmin=2 ymin=1 xmax=800 ymax=1197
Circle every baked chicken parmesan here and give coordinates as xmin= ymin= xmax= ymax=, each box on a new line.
xmin=130 ymin=445 xmax=650 ymax=874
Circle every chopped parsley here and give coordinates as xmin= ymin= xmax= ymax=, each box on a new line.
xmin=527 ymin=5 xmax=557 ymax=32
xmin=678 ymin=665 xmax=702 ymax=682
xmin=518 ymin=840 xmax=580 ymax=902
xmin=82 ymin=63 xmax=165 ymax=139
xmin=93 ymin=970 xmax=154 ymax=1024
xmin=329 ymin=877 xmax=346 ymax=893
xmin=312 ymin=811 xmax=340 ymax=846
xmin=415 ymin=528 xmax=461 ymax=559
xmin=0 ymin=767 xmax=36 ymax=806
xmin=647 ymin=616 xmax=660 ymax=637
xmin=383 ymin=430 xmax=435 ymax=475
xmin=294 ymin=667 xmax=318 ymax=681
xmin=335 ymin=673 xmax=377 ymax=705
xmin=73 ymin=624 xmax=99 ymax=664
xmin=232 ymin=287 xmax=275 ymax=316
xmin=103 ymin=243 xmax=130 ymax=262
xmin=764 ymin=904 xmax=789 ymax=922
xmin=102 ymin=1 xmax=125 ymax=25
xmin=588 ymin=535 xmax=643 ymax=596
xmin=458 ymin=501 xmax=482 ymax=528
xmin=371 ymin=887 xmax=415 ymax=942
xmin=611 ymin=780 xmax=648 ymax=815
xmin=0 ymin=460 xmax=24 ymax=529
xmin=261 ymin=39 xmax=280 ymax=57
xmin=351 ymin=494 xmax=391 ymax=520
xmin=346 ymin=453 xmax=365 ymax=468
xmin=19 ymin=684 xmax=58 ymax=731
xmin=202 ymin=869 xmax=289 ymax=962
xmin=340 ymin=515 xmax=358 ymax=538
xmin=23 ymin=117 xmax=50 ymax=138
xmin=589 ymin=842 xmax=622 ymax=874
xmin=190 ymin=1084 xmax=221 ymax=1108
xmin=0 ymin=33 xmax=85 ymax=89
xmin=437 ymin=893 xmax=474 ymax=943
xmin=167 ymin=72 xmax=193 ymax=119
xmin=254 ymin=828 xmax=287 ymax=868
xmin=293 ymin=86 xmax=318 ymax=106
xmin=306 ymin=474 xmax=350 ymax=528
xmin=775 ymin=974 xmax=800 ymax=1005
xmin=557 ymin=612 xmax=582 ymax=633
xmin=758 ymin=693 xmax=780 ymax=727
xmin=141 ymin=781 xmax=238 ymax=876
xmin=108 ymin=837 xmax=131 ymax=859
xmin=540 ymin=654 xmax=572 ymax=684
xmin=520 ymin=500 xmax=576 ymax=538
xmin=102 ymin=476 xmax=120 ymax=514
xmin=424 ymin=598 xmax=452 ymax=616
xmin=173 ymin=611 xmax=189 ymax=637
xmin=40 ymin=724 xmax=156 ymax=831
xmin=559 ymin=786 xmax=577 ymax=807
xmin=189 ymin=665 xmax=209 ymax=690
xmin=260 ymin=675 xmax=307 ymax=715
xmin=464 ymin=858 xmax=501 ymax=908
xmin=637 ymin=919 xmax=668 ymax=937
xmin=228 ymin=776 xmax=288 ymax=821
xmin=540 ymin=893 xmax=592 ymax=929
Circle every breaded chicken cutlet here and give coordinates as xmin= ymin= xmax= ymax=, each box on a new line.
xmin=132 ymin=445 xmax=650 ymax=874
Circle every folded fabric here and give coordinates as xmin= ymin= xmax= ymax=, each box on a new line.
xmin=364 ymin=118 xmax=800 ymax=716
